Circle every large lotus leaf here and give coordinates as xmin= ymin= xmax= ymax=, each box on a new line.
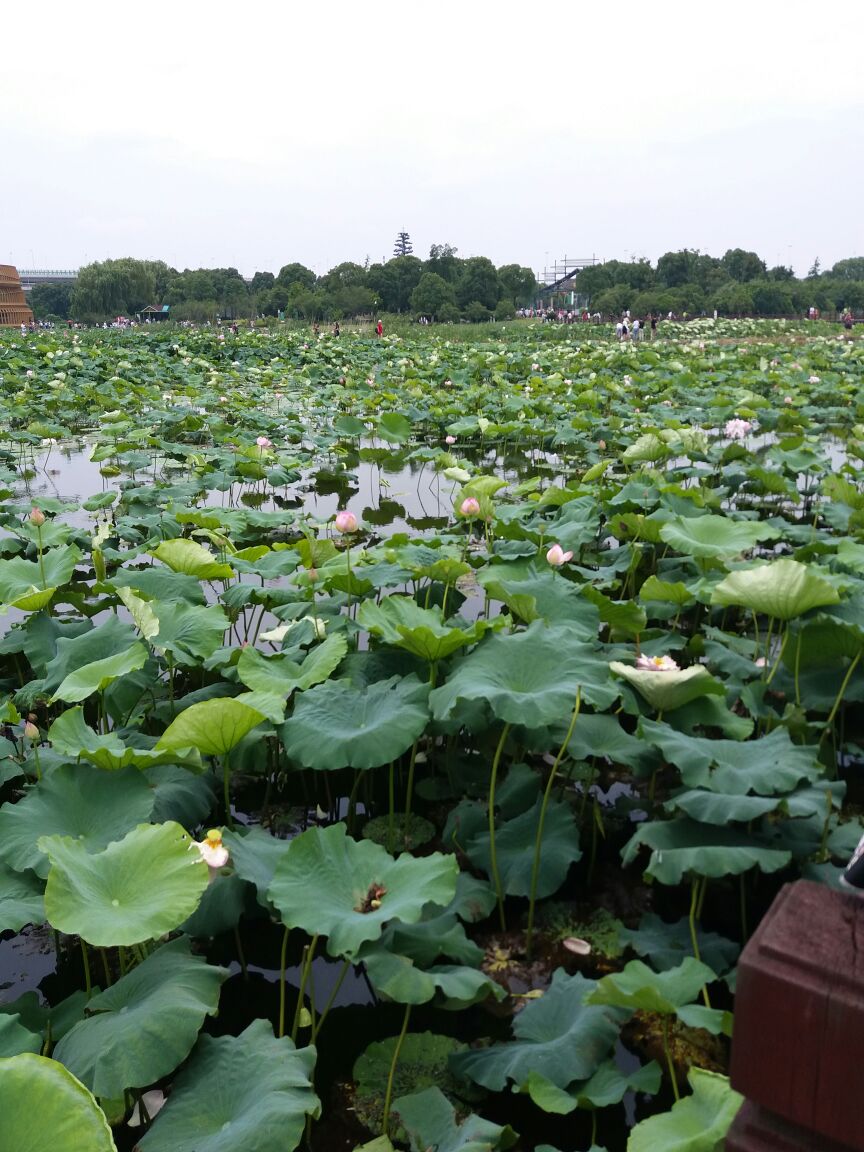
xmin=476 ymin=565 xmax=600 ymax=631
xmin=150 ymin=538 xmax=234 ymax=581
xmin=622 ymin=817 xmax=791 ymax=885
xmin=0 ymin=864 xmax=45 ymax=931
xmin=109 ymin=565 xmax=207 ymax=605
xmin=587 ymin=958 xmax=716 ymax=1016
xmin=375 ymin=910 xmax=483 ymax=968
xmin=361 ymin=948 xmax=504 ymax=1008
xmin=0 ymin=1054 xmax=117 ymax=1152
xmin=40 ymin=821 xmax=208 ymax=946
xmin=609 ymin=662 xmax=724 ymax=713
xmin=627 ymin=1068 xmax=743 ymax=1152
xmin=137 ymin=1019 xmax=319 ymax=1152
xmin=431 ymin=622 xmax=614 ymax=727
xmin=639 ymin=720 xmax=821 ymax=794
xmin=668 ymin=788 xmax=784 ymax=824
xmin=358 ymin=596 xmax=492 ymax=663
xmin=147 ymin=764 xmax=215 ymax=825
xmin=157 ymin=697 xmax=266 ymax=757
xmin=268 ymin=823 xmax=457 ymax=958
xmin=0 ymin=544 xmax=81 ymax=613
xmin=39 ymin=615 xmax=140 ymax=699
xmin=526 ymin=1059 xmax=662 ymax=1114
xmin=639 ymin=576 xmax=695 ymax=607
xmin=711 ymin=558 xmax=840 ymax=620
xmin=0 ymin=1013 xmax=42 ymax=1057
xmin=564 ymin=712 xmax=655 ymax=771
xmin=464 ymin=796 xmax=581 ymax=898
xmin=450 ymin=970 xmax=624 ymax=1092
xmin=394 ymin=1087 xmax=517 ymax=1152
xmin=152 ymin=601 xmax=229 ymax=666
xmin=114 ymin=585 xmax=160 ymax=641
xmin=48 ymin=707 xmax=202 ymax=773
xmin=236 ymin=633 xmax=348 ymax=695
xmin=54 ymin=937 xmax=226 ymax=1097
xmin=377 ymin=412 xmax=413 ymax=444
xmin=659 ymin=515 xmax=780 ymax=559
xmin=620 ymin=914 xmax=740 ymax=975
xmin=51 ymin=641 xmax=148 ymax=704
xmin=581 ymin=586 xmax=647 ymax=636
xmin=0 ymin=764 xmax=155 ymax=878
xmin=786 ymin=615 xmax=864 ymax=668
xmin=280 ymin=675 xmax=429 ymax=770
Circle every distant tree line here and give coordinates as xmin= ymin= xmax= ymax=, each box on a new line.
xmin=31 ymin=243 xmax=538 ymax=324
xmin=572 ymin=250 xmax=864 ymax=317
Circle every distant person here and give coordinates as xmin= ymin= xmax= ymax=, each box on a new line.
xmin=376 ymin=319 xmax=383 ymax=337
xmin=20 ymin=323 xmax=27 ymax=337
xmin=843 ymin=309 xmax=854 ymax=332
xmin=615 ymin=320 xmax=624 ymax=340
xmin=333 ymin=321 xmax=340 ymax=337
xmin=312 ymin=322 xmax=320 ymax=337
xmin=632 ymin=317 xmax=641 ymax=341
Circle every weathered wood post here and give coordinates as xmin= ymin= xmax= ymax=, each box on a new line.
xmin=727 ymin=879 xmax=864 ymax=1152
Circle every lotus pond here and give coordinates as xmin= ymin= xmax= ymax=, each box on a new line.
xmin=0 ymin=319 xmax=863 ymax=1151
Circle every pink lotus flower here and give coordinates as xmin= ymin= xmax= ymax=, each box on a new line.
xmin=445 ymin=435 xmax=456 ymax=445
xmin=220 ymin=395 xmax=228 ymax=402
xmin=195 ymin=829 xmax=229 ymax=873
xmin=635 ymin=654 xmax=680 ymax=672
xmin=546 ymin=543 xmax=573 ymax=567
xmin=460 ymin=497 xmax=481 ymax=517
xmin=29 ymin=508 xmax=46 ymax=526
xmin=724 ymin=418 xmax=752 ymax=440
xmin=256 ymin=435 xmax=272 ymax=449
xmin=784 ymin=396 xmax=793 ymax=404
xmin=531 ymin=363 xmax=540 ymax=371
xmin=334 ymin=509 xmax=358 ymax=534
xmin=808 ymin=375 xmax=820 ymax=384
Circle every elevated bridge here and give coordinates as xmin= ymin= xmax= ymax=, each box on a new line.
xmin=537 ymin=255 xmax=599 ymax=296
xmin=18 ymin=269 xmax=79 ymax=292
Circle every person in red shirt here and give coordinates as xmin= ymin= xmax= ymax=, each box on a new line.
xmin=376 ymin=320 xmax=383 ymax=337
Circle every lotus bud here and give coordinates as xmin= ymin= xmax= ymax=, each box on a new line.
xmin=598 ymin=439 xmax=607 ymax=450
xmin=29 ymin=508 xmax=45 ymax=527
xmin=23 ymin=721 xmax=40 ymax=742
xmin=546 ymin=543 xmax=574 ymax=567
xmin=334 ymin=510 xmax=358 ymax=534
xmin=459 ymin=497 xmax=481 ymax=517
xmin=563 ymin=937 xmax=592 ymax=956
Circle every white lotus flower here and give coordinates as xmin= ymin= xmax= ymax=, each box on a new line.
xmin=195 ymin=829 xmax=229 ymax=874
xmin=635 ymin=654 xmax=680 ymax=672
xmin=724 ymin=418 xmax=753 ymax=440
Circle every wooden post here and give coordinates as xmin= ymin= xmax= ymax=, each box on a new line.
xmin=728 ymin=880 xmax=864 ymax=1152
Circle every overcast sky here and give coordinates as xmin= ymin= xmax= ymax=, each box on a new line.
xmin=5 ymin=0 xmax=861 ymax=279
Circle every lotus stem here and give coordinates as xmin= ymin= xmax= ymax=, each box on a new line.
xmin=765 ymin=625 xmax=788 ymax=686
xmin=402 ymin=741 xmax=419 ymax=848
xmin=36 ymin=523 xmax=46 ymax=589
xmin=278 ymin=925 xmax=289 ymax=1038
xmin=234 ymin=925 xmax=248 ymax=981
xmin=312 ymin=958 xmax=351 ymax=1042
xmin=824 ymin=650 xmax=862 ymax=738
xmin=387 ymin=761 xmax=395 ymax=854
xmin=488 ymin=722 xmax=511 ymax=933
xmin=662 ymin=1016 xmax=680 ymax=1101
xmin=382 ymin=1002 xmax=412 ymax=1135
xmin=223 ymin=749 xmax=233 ymax=829
xmin=689 ymin=877 xmax=712 ymax=1008
xmin=100 ymin=948 xmax=112 ymax=988
xmin=291 ymin=933 xmax=318 ymax=1043
xmin=79 ymin=938 xmax=92 ymax=999
xmin=526 ymin=690 xmax=581 ymax=957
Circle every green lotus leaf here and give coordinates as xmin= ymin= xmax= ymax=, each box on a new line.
xmin=377 ymin=412 xmax=412 ymax=444
xmin=268 ymin=823 xmax=457 ymax=958
xmin=53 ymin=937 xmax=227 ymax=1097
xmin=627 ymin=1068 xmax=743 ymax=1152
xmin=150 ymin=537 xmax=234 ymax=580
xmin=157 ymin=697 xmax=266 ymax=757
xmin=279 ymin=675 xmax=429 ymax=770
xmin=136 ymin=1020 xmax=319 ymax=1152
xmin=639 ymin=720 xmax=821 ymax=794
xmin=668 ymin=789 xmax=784 ymax=824
xmin=40 ymin=821 xmax=208 ymax=946
xmin=48 ymin=707 xmax=202 ymax=772
xmin=114 ymin=585 xmax=160 ymax=641
xmin=393 ymin=1086 xmax=517 ymax=1152
xmin=223 ymin=826 xmax=292 ymax=909
xmin=0 ymin=864 xmax=44 ymax=932
xmin=236 ymin=633 xmax=348 ymax=695
xmin=582 ymin=586 xmax=647 ymax=636
xmin=450 ymin=970 xmax=624 ymax=1092
xmin=525 ymin=1059 xmax=662 ymax=1114
xmin=476 ymin=565 xmax=601 ymax=630
xmin=659 ymin=515 xmax=780 ymax=559
xmin=0 ymin=764 xmax=155 ymax=878
xmin=361 ymin=948 xmax=504 ymax=1008
xmin=563 ymin=712 xmax=655 ymax=772
xmin=333 ymin=413 xmax=366 ymax=437
xmin=358 ymin=595 xmax=492 ymax=662
xmin=38 ymin=615 xmax=140 ymax=698
xmin=464 ymin=796 xmax=581 ymax=898
xmin=151 ymin=601 xmax=229 ymax=666
xmin=0 ymin=544 xmax=81 ymax=613
xmin=0 ymin=1054 xmax=117 ymax=1152
xmin=639 ymin=576 xmax=695 ymax=607
xmin=622 ymin=432 xmax=668 ymax=464
xmin=622 ymin=817 xmax=791 ymax=885
xmin=0 ymin=1014 xmax=42 ymax=1057
xmin=609 ymin=662 xmax=724 ymax=712
xmin=431 ymin=621 xmax=615 ymax=726
xmin=51 ymin=641 xmax=147 ymax=704
xmin=711 ymin=558 xmax=840 ymax=620
xmin=620 ymin=914 xmax=740 ymax=975
xmin=587 ymin=958 xmax=716 ymax=1016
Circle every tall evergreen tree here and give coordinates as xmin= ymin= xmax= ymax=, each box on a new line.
xmin=393 ymin=232 xmax=413 ymax=257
